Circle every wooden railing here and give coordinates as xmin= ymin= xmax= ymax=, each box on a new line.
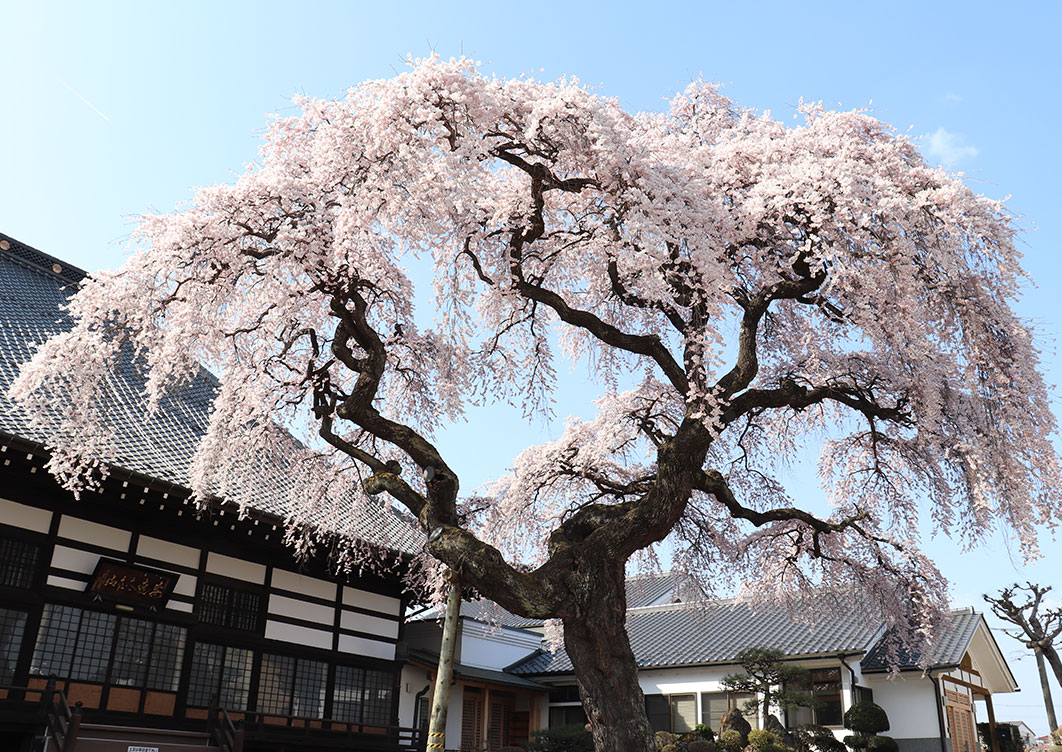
xmin=228 ymin=706 xmax=424 ymax=751
xmin=0 ymin=677 xmax=81 ymax=752
xmin=208 ymin=698 xmax=246 ymax=752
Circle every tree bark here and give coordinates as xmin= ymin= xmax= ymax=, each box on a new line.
xmin=562 ymin=566 xmax=654 ymax=752
xmin=1034 ymin=647 xmax=1059 ymax=735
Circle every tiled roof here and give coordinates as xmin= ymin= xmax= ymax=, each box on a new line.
xmin=510 ymin=598 xmax=882 ymax=675
xmin=414 ymin=573 xmax=706 ymax=629
xmin=626 ymin=571 xmax=705 ymax=608
xmin=455 ymin=601 xmax=547 ymax=630
xmin=407 ymin=648 xmax=546 ymax=690
xmin=0 ymin=232 xmax=423 ymax=555
xmin=860 ymin=609 xmax=983 ymax=672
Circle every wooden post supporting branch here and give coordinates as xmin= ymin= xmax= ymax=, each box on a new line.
xmin=984 ymin=690 xmax=1001 ymax=752
xmin=1035 ymin=647 xmax=1059 ymax=739
xmin=426 ymin=573 xmax=462 ymax=752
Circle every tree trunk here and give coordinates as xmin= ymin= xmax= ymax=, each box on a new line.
xmin=563 ymin=568 xmax=654 ymax=752
xmin=1034 ymin=647 xmax=1059 ymax=736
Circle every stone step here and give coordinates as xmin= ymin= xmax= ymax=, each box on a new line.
xmin=75 ymin=724 xmax=210 ymax=745
xmin=73 ymin=739 xmax=214 ymax=752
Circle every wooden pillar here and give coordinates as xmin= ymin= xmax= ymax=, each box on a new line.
xmin=426 ymin=575 xmax=462 ymax=752
xmin=984 ymin=691 xmax=1001 ymax=752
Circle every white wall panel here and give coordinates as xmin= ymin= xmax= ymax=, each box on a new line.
xmin=265 ymin=619 xmax=334 ymax=650
xmin=57 ymin=515 xmax=131 ymax=551
xmin=340 ymin=610 xmax=399 ymax=639
xmin=0 ymin=497 xmax=52 ymax=533
xmin=268 ymin=594 xmax=335 ymax=626
xmin=271 ymin=568 xmax=337 ymax=601
xmin=46 ymin=575 xmax=85 ymax=591
xmin=206 ymin=551 xmax=266 ymax=584
xmin=172 ymin=574 xmax=197 ymax=597
xmin=50 ymin=545 xmax=100 ymax=574
xmin=342 ymin=586 xmax=401 ymax=616
xmin=136 ymin=535 xmax=199 ymax=569
xmin=339 ymin=634 xmax=395 ymax=661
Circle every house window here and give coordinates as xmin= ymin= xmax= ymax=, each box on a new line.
xmin=787 ymin=668 xmax=843 ymax=727
xmin=646 ymin=693 xmax=712 ymax=733
xmin=0 ymin=607 xmax=27 ymax=683
xmin=549 ymin=705 xmax=588 ymax=727
xmin=111 ymin=619 xmax=187 ymax=691
xmin=29 ymin=605 xmax=187 ymax=690
xmin=810 ymin=669 xmax=842 ymax=726
xmin=0 ymin=537 xmax=39 ymax=589
xmin=258 ymin=653 xmax=327 ymax=718
xmin=197 ymin=582 xmax=261 ymax=632
xmin=31 ymin=605 xmax=116 ymax=682
xmin=461 ymin=686 xmax=484 ymax=749
xmin=701 ymin=691 xmax=760 ymax=731
xmin=332 ymin=665 xmax=394 ymax=726
xmin=186 ymin=642 xmax=253 ymax=709
xmin=145 ymin=623 xmax=187 ymax=692
xmin=646 ymin=694 xmax=671 ymax=732
xmin=671 ymin=693 xmax=697 ymax=733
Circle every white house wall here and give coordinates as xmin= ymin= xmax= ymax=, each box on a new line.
xmin=459 ymin=620 xmax=543 ymax=670
xmin=863 ymin=674 xmax=944 ymax=752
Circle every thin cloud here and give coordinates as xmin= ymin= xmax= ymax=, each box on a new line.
xmin=58 ymin=79 xmax=111 ymax=122
xmin=924 ymin=127 xmax=978 ymax=166
xmin=942 ymin=92 xmax=962 ymax=103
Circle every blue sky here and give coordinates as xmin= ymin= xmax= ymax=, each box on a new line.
xmin=2 ymin=0 xmax=1060 ymax=734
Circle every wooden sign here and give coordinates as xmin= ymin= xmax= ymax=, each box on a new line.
xmin=87 ymin=559 xmax=177 ymax=608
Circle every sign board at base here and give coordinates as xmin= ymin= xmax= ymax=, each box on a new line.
xmin=127 ymin=747 xmax=159 ymax=752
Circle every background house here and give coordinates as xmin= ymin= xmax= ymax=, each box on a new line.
xmin=406 ymin=584 xmax=1019 ymax=752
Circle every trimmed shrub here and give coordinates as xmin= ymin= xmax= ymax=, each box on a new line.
xmin=749 ymin=729 xmax=782 ymax=750
xmin=843 ymin=703 xmax=890 ymax=735
xmin=688 ymin=741 xmax=718 ymax=752
xmin=866 ymin=736 xmax=899 ymax=752
xmin=526 ymin=724 xmax=595 ymax=752
xmin=655 ymin=731 xmax=678 ymax=751
xmin=720 ymin=708 xmax=753 ymax=745
xmin=694 ymin=724 xmax=716 ymax=741
xmin=845 ymin=735 xmax=869 ymax=750
xmin=719 ymin=729 xmax=746 ymax=752
xmin=793 ymin=725 xmax=846 ymax=752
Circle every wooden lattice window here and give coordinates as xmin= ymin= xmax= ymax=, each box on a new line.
xmin=461 ymin=686 xmax=483 ymax=751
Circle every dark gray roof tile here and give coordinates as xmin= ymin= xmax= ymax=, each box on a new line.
xmin=860 ymin=609 xmax=983 ymax=672
xmin=510 ymin=599 xmax=882 ymax=675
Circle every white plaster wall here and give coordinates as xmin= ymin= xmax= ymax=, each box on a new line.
xmin=445 ymin=684 xmax=465 ymax=745
xmin=399 ymin=663 xmax=434 ymax=728
xmin=459 ymin=622 xmax=541 ymax=670
xmin=864 ymin=675 xmax=942 ymax=739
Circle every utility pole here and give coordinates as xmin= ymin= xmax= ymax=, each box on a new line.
xmin=426 ymin=573 xmax=462 ymax=752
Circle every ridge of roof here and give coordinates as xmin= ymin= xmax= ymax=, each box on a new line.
xmin=0 ymin=232 xmax=88 ymax=285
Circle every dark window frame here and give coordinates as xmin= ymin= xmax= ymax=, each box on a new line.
xmin=29 ymin=603 xmax=187 ymax=691
xmin=0 ymin=537 xmax=40 ymax=590
xmin=332 ymin=664 xmax=396 ymax=726
xmin=196 ymin=580 xmax=263 ymax=633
